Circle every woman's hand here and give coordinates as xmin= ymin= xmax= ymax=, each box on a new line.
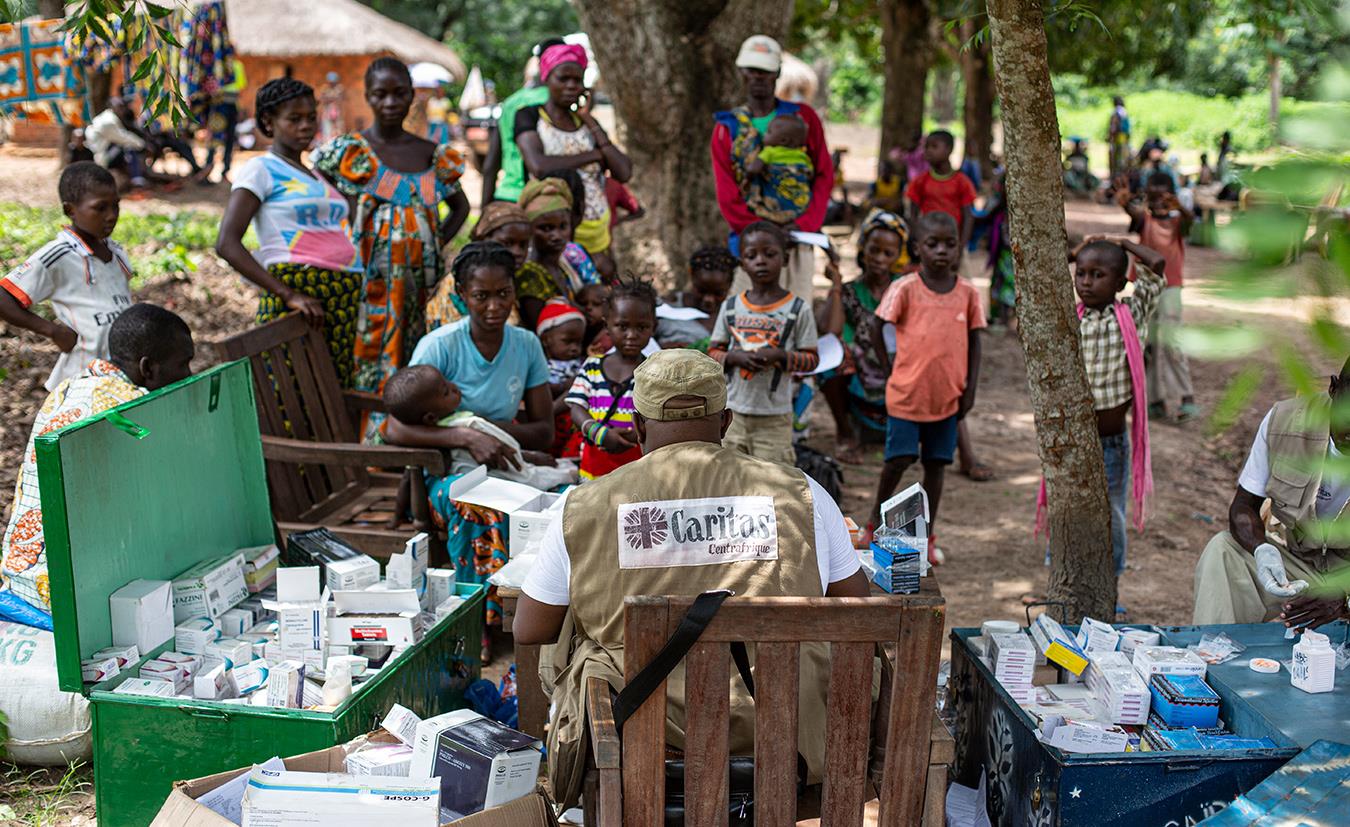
xmin=579 ymin=112 xmax=609 ymax=146
xmin=463 ymin=429 xmax=521 ymax=471
xmin=283 ymin=289 xmax=325 ymax=327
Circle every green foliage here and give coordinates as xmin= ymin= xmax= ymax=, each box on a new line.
xmin=63 ymin=2 xmax=194 ymax=123
xmin=1054 ymin=84 xmax=1348 ymax=153
xmin=0 ymin=0 xmax=35 ymax=23
xmin=1 ymin=760 xmax=90 ymax=826
xmin=360 ymin=0 xmax=579 ymax=99
xmin=0 ymin=204 xmax=226 ymax=286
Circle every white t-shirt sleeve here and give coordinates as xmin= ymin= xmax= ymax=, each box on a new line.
xmin=1236 ymin=409 xmax=1274 ymax=497
xmin=807 ymin=476 xmax=862 ymax=591
xmin=1 ymin=248 xmax=56 ymax=307
xmin=521 ymin=517 xmax=572 ymax=606
xmin=231 ymin=157 xmax=271 ymax=200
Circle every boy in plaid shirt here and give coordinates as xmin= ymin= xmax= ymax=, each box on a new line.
xmin=1067 ymin=235 xmax=1167 ymax=578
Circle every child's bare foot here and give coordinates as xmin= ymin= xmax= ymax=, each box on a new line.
xmin=960 ymin=460 xmax=995 ymax=482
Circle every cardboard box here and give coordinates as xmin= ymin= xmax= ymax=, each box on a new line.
xmin=265 ymin=568 xmax=329 ymax=656
xmin=114 ymin=678 xmax=177 ymax=697
xmin=219 ymin=608 xmax=255 ymax=638
xmin=82 ymin=656 xmax=120 ymax=683
xmin=1029 ymin=614 xmax=1089 ymax=676
xmin=266 ymin=661 xmax=306 ymax=708
xmin=140 ymin=658 xmax=193 ymax=693
xmin=159 ymin=651 xmax=202 ymax=676
xmin=239 ymin=544 xmax=280 ymax=593
xmin=194 ymin=662 xmax=239 ymax=701
xmin=231 ymin=660 xmax=270 ymax=695
xmin=330 ymin=589 xmax=422 ymax=648
xmin=150 ymin=741 xmax=554 ymax=827
xmin=387 ymin=534 xmax=430 ymax=606
xmin=91 ymin=644 xmax=141 ymax=667
xmin=382 ymin=703 xmax=423 ymax=747
xmin=175 ymin=618 xmax=220 ymax=655
xmin=422 ymin=710 xmax=544 ymax=820
xmin=426 ymin=569 xmax=457 ymax=610
xmin=206 ymin=637 xmax=255 ymax=668
xmin=449 ymin=469 xmax=563 ymax=560
xmin=172 ymin=553 xmax=248 ymax=621
xmin=110 ymin=579 xmax=176 ymax=653
xmin=326 ymin=555 xmax=380 ymax=592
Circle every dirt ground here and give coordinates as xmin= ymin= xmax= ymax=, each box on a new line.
xmin=0 ymin=137 xmax=1337 ymax=823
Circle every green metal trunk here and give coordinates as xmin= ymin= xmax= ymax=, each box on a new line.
xmin=36 ymin=362 xmax=483 ymax=827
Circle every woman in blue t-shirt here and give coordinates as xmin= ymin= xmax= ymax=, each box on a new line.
xmin=387 ymin=241 xmax=552 ymax=636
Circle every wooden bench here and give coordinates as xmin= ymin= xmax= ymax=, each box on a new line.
xmin=583 ymin=592 xmax=945 ymax=826
xmin=214 ymin=314 xmax=446 ymax=561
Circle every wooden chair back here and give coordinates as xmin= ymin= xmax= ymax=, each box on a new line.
xmin=214 ymin=314 xmax=367 ymax=523
xmin=588 ymin=593 xmax=945 ymax=827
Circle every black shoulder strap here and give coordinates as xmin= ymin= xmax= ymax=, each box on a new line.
xmin=768 ymin=297 xmax=806 ymax=394
xmin=612 ymin=590 xmax=738 ymax=732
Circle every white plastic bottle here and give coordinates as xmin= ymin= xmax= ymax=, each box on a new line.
xmin=1290 ymin=630 xmax=1336 ymax=694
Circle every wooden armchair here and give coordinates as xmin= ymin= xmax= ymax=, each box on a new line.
xmin=214 ymin=314 xmax=445 ymax=561
xmin=585 ymin=594 xmax=945 ymax=826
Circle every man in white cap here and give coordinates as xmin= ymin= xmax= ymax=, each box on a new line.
xmin=514 ymin=349 xmax=866 ymax=807
xmin=711 ymin=35 xmax=835 ymax=302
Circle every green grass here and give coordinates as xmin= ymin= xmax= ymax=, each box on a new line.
xmin=0 ymin=204 xmax=230 ymax=288
xmin=0 ymin=760 xmax=90 ymax=826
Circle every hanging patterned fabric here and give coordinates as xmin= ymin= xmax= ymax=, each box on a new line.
xmin=0 ymin=18 xmax=89 ymax=125
xmin=176 ymin=0 xmax=232 ymax=109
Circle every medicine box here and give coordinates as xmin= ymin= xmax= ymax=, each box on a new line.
xmin=174 ymin=618 xmax=219 ymax=655
xmin=1029 ymin=614 xmax=1089 ymax=676
xmin=422 ymin=710 xmax=544 ymax=820
xmin=330 ymin=589 xmax=423 ymax=648
xmin=325 ymin=555 xmax=380 ymax=592
xmin=109 ymin=579 xmax=175 ymax=654
xmin=448 ymin=467 xmax=565 ymax=559
xmin=1149 ymin=674 xmax=1221 ymax=729
xmin=240 ymin=766 xmax=440 ymax=827
xmin=171 ymin=552 xmax=248 ymax=622
xmin=1133 ymin=645 xmax=1207 ymax=679
xmin=37 ymin=363 xmax=485 ymax=826
xmin=239 ymin=543 xmax=280 ymax=593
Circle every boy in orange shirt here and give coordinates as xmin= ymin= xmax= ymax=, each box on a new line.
xmin=866 ymin=213 xmax=984 ymax=563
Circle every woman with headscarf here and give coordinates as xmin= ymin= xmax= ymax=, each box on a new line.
xmin=816 ymin=208 xmax=910 ymax=462
xmin=514 ymin=43 xmax=631 ymax=263
xmin=425 ymin=201 xmax=534 ymax=330
xmin=514 ymin=177 xmax=597 ymax=329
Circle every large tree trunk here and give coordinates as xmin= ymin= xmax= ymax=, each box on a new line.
xmin=961 ymin=18 xmax=996 ymax=183
xmin=987 ymin=0 xmax=1115 ymax=621
xmin=879 ymin=0 xmax=932 ymax=157
xmin=571 ymin=0 xmax=793 ymax=282
xmin=930 ymin=62 xmax=956 ymax=124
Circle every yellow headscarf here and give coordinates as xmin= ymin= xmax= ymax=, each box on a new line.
xmin=519 ymin=177 xmax=573 ymax=220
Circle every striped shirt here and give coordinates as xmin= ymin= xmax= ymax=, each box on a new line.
xmin=565 ymin=355 xmax=641 ymax=480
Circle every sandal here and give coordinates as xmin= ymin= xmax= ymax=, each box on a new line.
xmin=1175 ymin=402 xmax=1200 ymax=423
xmin=927 ymin=535 xmax=945 ymax=566
xmin=961 ymin=462 xmax=995 ymax=482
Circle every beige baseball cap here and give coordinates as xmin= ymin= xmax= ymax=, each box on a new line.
xmin=633 ymin=350 xmax=728 ymax=421
xmin=736 ymin=35 xmax=782 ymax=73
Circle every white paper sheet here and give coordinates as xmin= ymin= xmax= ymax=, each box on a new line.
xmin=196 ymin=756 xmax=284 ymax=825
xmin=788 ymin=230 xmax=833 ymax=251
xmin=806 ymin=333 xmax=844 ymax=375
xmin=655 ymin=304 xmax=709 ymax=321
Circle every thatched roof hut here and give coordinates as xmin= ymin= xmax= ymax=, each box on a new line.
xmin=222 ymin=0 xmax=464 ymax=132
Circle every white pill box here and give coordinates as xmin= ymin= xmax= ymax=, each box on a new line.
xmin=171 ymin=552 xmax=248 ymax=621
xmin=174 ymin=618 xmax=220 ymax=655
xmin=81 ymin=656 xmax=121 ymax=683
xmin=325 ymin=555 xmax=380 ymax=592
xmin=1132 ymin=645 xmax=1207 ymax=679
xmin=112 ymin=678 xmax=176 ymax=697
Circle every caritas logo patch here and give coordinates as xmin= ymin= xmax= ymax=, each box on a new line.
xmin=617 ymin=496 xmax=778 ymax=569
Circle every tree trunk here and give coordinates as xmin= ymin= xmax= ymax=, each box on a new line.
xmin=571 ymin=0 xmax=793 ymax=283
xmin=931 ymin=62 xmax=956 ymax=124
xmin=1268 ymin=51 xmax=1281 ymax=136
xmin=987 ymin=0 xmax=1115 ymax=621
xmin=879 ymin=0 xmax=932 ymax=157
xmin=961 ymin=19 xmax=996 ymax=183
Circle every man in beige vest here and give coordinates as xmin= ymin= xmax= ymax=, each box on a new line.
xmin=1193 ymin=364 xmax=1350 ymax=628
xmin=514 ymin=349 xmax=868 ymax=805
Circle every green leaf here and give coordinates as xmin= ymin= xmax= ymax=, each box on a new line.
xmin=145 ymin=2 xmax=175 ymax=19
xmin=1175 ymin=324 xmax=1266 ymax=360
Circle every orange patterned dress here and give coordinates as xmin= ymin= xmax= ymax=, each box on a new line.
xmin=312 ymin=133 xmax=465 ymax=440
